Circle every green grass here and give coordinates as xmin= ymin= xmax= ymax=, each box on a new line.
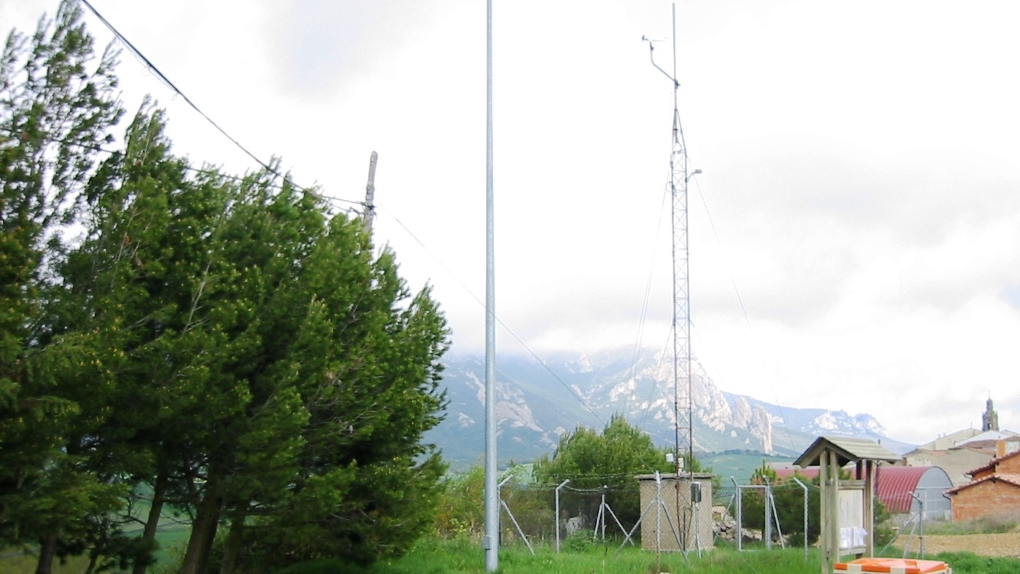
xmin=6 ymin=537 xmax=1020 ymax=573
xmin=927 ymin=552 xmax=1020 ymax=574
xmin=275 ymin=538 xmax=1020 ymax=574
xmin=151 ymin=523 xmax=192 ymax=569
xmin=0 ymin=522 xmax=190 ymax=574
xmin=366 ymin=538 xmax=782 ymax=574
xmin=0 ymin=551 xmax=91 ymax=574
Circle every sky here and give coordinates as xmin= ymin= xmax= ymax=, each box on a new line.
xmin=3 ymin=0 xmax=1019 ymax=446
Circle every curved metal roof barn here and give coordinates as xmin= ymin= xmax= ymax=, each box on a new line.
xmin=774 ymin=465 xmax=953 ymax=519
xmin=875 ymin=466 xmax=952 ymax=518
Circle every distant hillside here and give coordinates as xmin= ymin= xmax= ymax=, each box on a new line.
xmin=701 ymin=452 xmax=795 ymax=485
xmin=426 ymin=350 xmax=915 ymax=469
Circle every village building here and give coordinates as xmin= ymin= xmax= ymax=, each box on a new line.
xmin=945 ymin=447 xmax=1020 ymax=522
xmin=900 ymin=399 xmax=1020 ymax=486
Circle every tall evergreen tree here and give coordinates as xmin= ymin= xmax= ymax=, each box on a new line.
xmin=61 ymin=82 xmax=450 ymax=574
xmin=0 ymin=3 xmax=123 ymax=571
xmin=3 ymin=5 xmax=452 ymax=573
xmin=58 ymin=102 xmax=235 ymax=573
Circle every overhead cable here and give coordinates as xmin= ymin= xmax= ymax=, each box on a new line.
xmin=78 ymin=0 xmax=361 ymax=210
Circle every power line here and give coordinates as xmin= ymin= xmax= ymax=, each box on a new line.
xmin=77 ymin=0 xmax=333 ymax=203
xmin=57 ymin=3 xmax=607 ymax=432
xmin=9 ymin=135 xmax=365 ymax=213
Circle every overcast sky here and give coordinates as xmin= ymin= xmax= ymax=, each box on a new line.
xmin=4 ymin=0 xmax=1019 ymax=446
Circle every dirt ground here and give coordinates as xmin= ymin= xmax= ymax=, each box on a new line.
xmin=900 ymin=531 xmax=1020 ymax=558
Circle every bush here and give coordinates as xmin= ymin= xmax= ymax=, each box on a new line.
xmin=563 ymin=532 xmax=597 ymax=552
xmin=433 ymin=466 xmax=485 ymax=540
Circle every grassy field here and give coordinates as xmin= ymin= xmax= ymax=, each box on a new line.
xmin=1 ymin=552 xmax=92 ymax=573
xmin=280 ymin=539 xmax=1020 ymax=574
xmin=7 ymin=536 xmax=1020 ymax=573
xmin=1 ymin=521 xmax=190 ymax=574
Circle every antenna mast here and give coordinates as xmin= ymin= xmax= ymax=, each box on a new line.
xmin=364 ymin=151 xmax=378 ymax=234
xmin=645 ymin=1 xmax=698 ymax=550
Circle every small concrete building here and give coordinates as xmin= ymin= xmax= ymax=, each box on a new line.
xmin=914 ymin=428 xmax=984 ymax=452
xmin=635 ymin=473 xmax=714 ymax=552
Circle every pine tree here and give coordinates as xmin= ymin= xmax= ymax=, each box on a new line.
xmin=0 ymin=3 xmax=123 ymax=572
xmin=3 ymin=5 xmax=452 ymax=572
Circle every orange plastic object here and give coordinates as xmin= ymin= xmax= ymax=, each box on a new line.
xmin=833 ymin=558 xmax=950 ymax=574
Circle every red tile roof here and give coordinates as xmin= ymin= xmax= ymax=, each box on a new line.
xmin=945 ymin=473 xmax=1020 ymax=495
xmin=964 ymin=449 xmax=1020 ymax=477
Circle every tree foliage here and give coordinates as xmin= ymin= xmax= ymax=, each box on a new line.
xmin=534 ymin=415 xmax=677 ymax=531
xmin=742 ymin=468 xmax=820 ymax=547
xmin=0 ymin=3 xmax=124 ymax=571
xmin=434 ymin=466 xmax=486 ymax=540
xmin=0 ymin=3 xmax=451 ymax=573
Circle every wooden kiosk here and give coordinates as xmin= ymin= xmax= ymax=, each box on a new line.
xmin=793 ymin=437 xmax=899 ymax=574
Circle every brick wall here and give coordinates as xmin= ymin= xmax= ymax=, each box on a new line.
xmin=951 ymin=480 xmax=1020 ymax=522
xmin=998 ymin=454 xmax=1020 ymax=475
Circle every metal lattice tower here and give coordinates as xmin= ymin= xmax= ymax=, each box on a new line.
xmin=669 ymin=98 xmax=693 ymax=475
xmin=645 ymin=2 xmax=698 ymax=550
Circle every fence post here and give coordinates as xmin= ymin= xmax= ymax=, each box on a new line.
xmin=915 ymin=491 xmax=925 ymax=558
xmin=656 ymin=471 xmax=662 ymax=554
xmin=792 ymin=477 xmax=809 ymax=559
xmin=731 ymin=477 xmax=742 ymax=551
xmin=555 ymin=479 xmax=570 ymax=553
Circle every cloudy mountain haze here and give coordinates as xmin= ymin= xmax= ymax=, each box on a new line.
xmin=428 ymin=350 xmax=915 ymax=467
xmin=4 ymin=0 xmax=1018 ymax=446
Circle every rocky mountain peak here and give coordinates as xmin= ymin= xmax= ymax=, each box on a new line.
xmin=427 ymin=349 xmax=911 ymax=465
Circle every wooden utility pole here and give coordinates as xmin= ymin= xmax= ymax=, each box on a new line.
xmin=364 ymin=151 xmax=378 ymax=234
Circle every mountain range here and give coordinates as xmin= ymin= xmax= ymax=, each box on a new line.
xmin=424 ymin=348 xmax=914 ymax=468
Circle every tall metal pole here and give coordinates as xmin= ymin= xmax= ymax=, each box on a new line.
xmin=483 ymin=0 xmax=498 ymax=570
xmin=555 ymin=479 xmax=569 ymax=553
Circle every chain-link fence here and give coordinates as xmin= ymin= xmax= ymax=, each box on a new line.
xmin=447 ymin=473 xmax=921 ymax=555
xmin=495 ymin=478 xmax=641 ymax=551
xmin=489 ymin=475 xmax=729 ymax=552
